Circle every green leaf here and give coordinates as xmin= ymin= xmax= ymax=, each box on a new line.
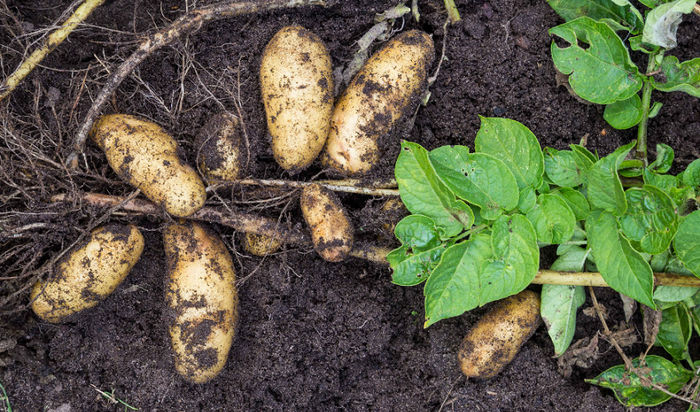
xmin=642 ymin=0 xmax=695 ymax=49
xmin=674 ymin=210 xmax=700 ymax=277
xmin=396 ymin=141 xmax=473 ymax=237
xmin=587 ymin=210 xmax=656 ymax=308
xmin=544 ymin=148 xmax=583 ymax=188
xmin=388 ymin=245 xmax=445 ymax=286
xmin=526 ymin=194 xmax=577 ymax=244
xmin=653 ymin=254 xmax=700 ymax=302
xmin=649 ymin=144 xmax=674 ymax=174
xmin=552 ymin=188 xmax=591 ymax=221
xmin=393 ymin=215 xmax=441 ymax=250
xmin=430 ymin=147 xmax=519 ymax=220
xmin=546 ymin=0 xmax=644 ymax=33
xmin=541 ymin=247 xmax=588 ymax=356
xmin=648 ymin=101 xmax=663 ymax=118
xmin=682 ymin=159 xmax=700 ymax=187
xmin=557 ymin=223 xmax=587 ymax=255
xmin=480 ymin=215 xmax=540 ymax=305
xmin=619 ymin=186 xmax=678 ymax=254
xmin=654 ymin=285 xmax=700 ymax=303
xmin=423 ymin=234 xmax=494 ymax=327
xmin=587 ymin=141 xmax=636 ymax=216
xmin=586 ymin=355 xmax=693 ymax=407
xmin=652 ymin=56 xmax=700 ymax=98
xmin=475 ymin=117 xmax=544 ymax=190
xmin=518 ymin=186 xmax=537 ymax=214
xmin=603 ymin=95 xmax=643 ymax=130
xmin=643 ymin=169 xmax=678 ymax=192
xmin=656 ymin=304 xmax=692 ymax=360
xmin=549 ymin=17 xmax=643 ymax=105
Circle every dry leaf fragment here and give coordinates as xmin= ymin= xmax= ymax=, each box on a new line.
xmin=557 ymin=334 xmax=600 ymax=378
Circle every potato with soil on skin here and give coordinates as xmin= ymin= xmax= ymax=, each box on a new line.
xmin=458 ymin=290 xmax=542 ymax=379
xmin=243 ymin=232 xmax=281 ymax=256
xmin=195 ymin=112 xmax=244 ymax=181
xmin=260 ymin=25 xmax=334 ymax=172
xmin=90 ymin=114 xmax=206 ymax=217
xmin=300 ymin=183 xmax=353 ymax=262
xmin=164 ymin=222 xmax=239 ymax=384
xmin=323 ymin=30 xmax=435 ymax=176
xmin=30 ymin=224 xmax=144 ymax=323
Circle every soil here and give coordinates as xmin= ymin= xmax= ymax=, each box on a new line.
xmin=1 ymin=0 xmax=700 ymax=411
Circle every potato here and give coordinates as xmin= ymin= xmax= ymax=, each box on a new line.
xmin=323 ymin=30 xmax=435 ymax=175
xmin=300 ymin=183 xmax=353 ymax=262
xmin=260 ymin=25 xmax=334 ymax=172
xmin=30 ymin=224 xmax=144 ymax=323
xmin=243 ymin=232 xmax=281 ymax=256
xmin=380 ymin=197 xmax=408 ymax=235
xmin=195 ymin=112 xmax=243 ymax=181
xmin=90 ymin=114 xmax=206 ymax=217
xmin=458 ymin=290 xmax=541 ymax=379
xmin=164 ymin=222 xmax=239 ymax=383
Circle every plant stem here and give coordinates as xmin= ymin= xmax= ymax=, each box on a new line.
xmin=443 ymin=0 xmax=461 ymax=23
xmin=209 ymin=178 xmax=399 ymax=196
xmin=532 ymin=269 xmax=700 ymax=288
xmin=636 ymin=51 xmax=659 ymax=163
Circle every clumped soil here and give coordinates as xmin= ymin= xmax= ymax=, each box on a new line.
xmin=1 ymin=0 xmax=699 ymax=411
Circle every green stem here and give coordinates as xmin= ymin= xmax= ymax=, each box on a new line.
xmin=453 ymin=224 xmax=487 ymax=242
xmin=636 ymin=52 xmax=659 ymax=163
xmin=443 ymin=0 xmax=461 ymax=23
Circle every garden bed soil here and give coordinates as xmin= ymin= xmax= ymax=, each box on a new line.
xmin=1 ymin=0 xmax=699 ymax=410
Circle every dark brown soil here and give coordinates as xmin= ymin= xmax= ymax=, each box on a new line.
xmin=1 ymin=0 xmax=699 ymax=411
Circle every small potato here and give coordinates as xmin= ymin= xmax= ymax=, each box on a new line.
xmin=164 ymin=222 xmax=239 ymax=384
xmin=260 ymin=26 xmax=334 ymax=172
xmin=90 ymin=114 xmax=206 ymax=217
xmin=243 ymin=232 xmax=281 ymax=256
xmin=380 ymin=198 xmax=408 ymax=235
xmin=300 ymin=183 xmax=353 ymax=262
xmin=324 ymin=30 xmax=435 ymax=175
xmin=31 ymin=224 xmax=144 ymax=323
xmin=195 ymin=113 xmax=243 ymax=181
xmin=458 ymin=290 xmax=541 ymax=379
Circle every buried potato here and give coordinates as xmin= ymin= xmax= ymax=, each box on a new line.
xmin=300 ymin=183 xmax=353 ymax=262
xmin=243 ymin=232 xmax=281 ymax=256
xmin=323 ymin=30 xmax=435 ymax=175
xmin=458 ymin=290 xmax=542 ymax=379
xmin=30 ymin=224 xmax=144 ymax=323
xmin=260 ymin=25 xmax=334 ymax=172
xmin=195 ymin=112 xmax=244 ymax=181
xmin=90 ymin=114 xmax=206 ymax=217
xmin=164 ymin=222 xmax=239 ymax=383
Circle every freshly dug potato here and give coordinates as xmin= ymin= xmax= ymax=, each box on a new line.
xmin=31 ymin=224 xmax=144 ymax=323
xmin=260 ymin=25 xmax=334 ymax=172
xmin=300 ymin=183 xmax=353 ymax=262
xmin=458 ymin=290 xmax=541 ymax=379
xmin=195 ymin=112 xmax=243 ymax=181
xmin=164 ymin=222 xmax=239 ymax=384
xmin=243 ymin=232 xmax=281 ymax=256
xmin=90 ymin=114 xmax=206 ymax=217
xmin=324 ymin=30 xmax=435 ymax=175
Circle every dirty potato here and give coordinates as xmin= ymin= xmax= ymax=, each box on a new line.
xmin=243 ymin=232 xmax=281 ymax=256
xmin=164 ymin=222 xmax=239 ymax=384
xmin=31 ymin=224 xmax=144 ymax=323
xmin=90 ymin=114 xmax=206 ymax=217
xmin=195 ymin=112 xmax=244 ymax=181
xmin=323 ymin=30 xmax=435 ymax=175
xmin=300 ymin=183 xmax=353 ymax=262
xmin=458 ymin=290 xmax=541 ymax=379
xmin=260 ymin=26 xmax=334 ymax=172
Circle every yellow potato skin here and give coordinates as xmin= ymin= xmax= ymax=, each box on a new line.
xmin=260 ymin=26 xmax=334 ymax=172
xmin=90 ymin=114 xmax=206 ymax=217
xmin=164 ymin=222 xmax=239 ymax=384
xmin=243 ymin=232 xmax=281 ymax=256
xmin=458 ymin=290 xmax=541 ymax=379
xmin=31 ymin=224 xmax=144 ymax=323
xmin=300 ymin=184 xmax=353 ymax=262
xmin=324 ymin=30 xmax=435 ymax=175
xmin=195 ymin=113 xmax=243 ymax=181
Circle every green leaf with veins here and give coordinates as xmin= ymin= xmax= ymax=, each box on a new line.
xmin=480 ymin=215 xmax=539 ymax=305
xmin=604 ymin=95 xmax=643 ymax=130
xmin=587 ymin=210 xmax=656 ymax=308
xmin=526 ymin=194 xmax=576 ymax=244
xmin=643 ymin=170 xmax=678 ymax=193
xmin=552 ymin=188 xmax=591 ymax=221
xmin=587 ymin=141 xmax=636 ymax=216
xmin=586 ymin=355 xmax=693 ymax=407
xmin=388 ymin=215 xmax=446 ymax=286
xmin=518 ymin=186 xmax=537 ymax=214
xmin=642 ymin=0 xmax=695 ymax=49
xmin=396 ymin=141 xmax=473 ymax=238
xmin=546 ymin=0 xmax=643 ymax=33
xmin=674 ymin=210 xmax=700 ymax=277
xmin=682 ymin=159 xmax=700 ymax=187
xmin=656 ymin=304 xmax=691 ymax=360
xmin=649 ymin=144 xmax=674 ymax=174
xmin=475 ymin=117 xmax=544 ymax=190
xmin=550 ymin=17 xmax=643 ymax=105
xmin=544 ymin=148 xmax=583 ymax=188
xmin=423 ymin=234 xmax=493 ymax=327
xmin=430 ymin=147 xmax=519 ymax=221
xmin=569 ymin=144 xmax=597 ymax=184
xmin=541 ymin=246 xmax=587 ymax=356
xmin=619 ymin=186 xmax=678 ymax=255
xmin=557 ymin=223 xmax=587 ymax=256
xmin=652 ymin=56 xmax=700 ymax=98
